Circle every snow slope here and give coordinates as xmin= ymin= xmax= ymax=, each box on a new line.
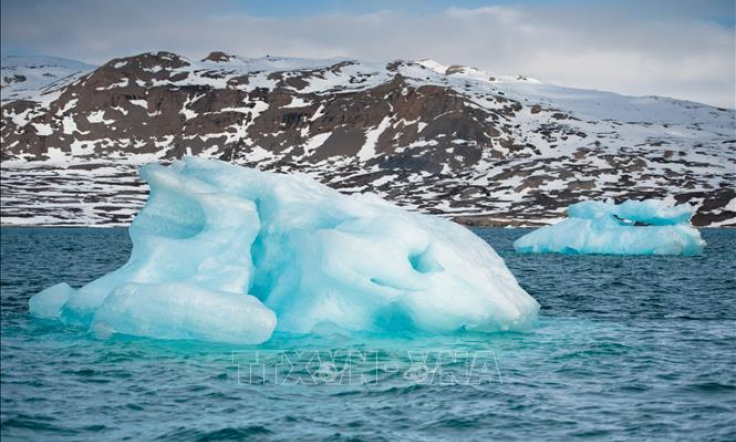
xmin=1 ymin=55 xmax=96 ymax=103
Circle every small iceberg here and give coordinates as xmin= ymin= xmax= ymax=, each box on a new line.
xmin=513 ymin=200 xmax=706 ymax=256
xmin=30 ymin=157 xmax=539 ymax=344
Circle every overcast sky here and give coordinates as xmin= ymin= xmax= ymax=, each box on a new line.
xmin=2 ymin=0 xmax=734 ymax=108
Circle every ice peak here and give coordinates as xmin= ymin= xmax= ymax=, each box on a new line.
xmin=29 ymin=158 xmax=539 ymax=343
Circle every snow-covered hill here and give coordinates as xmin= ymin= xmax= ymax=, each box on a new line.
xmin=1 ymin=51 xmax=734 ymax=226
xmin=1 ymin=55 xmax=95 ymax=103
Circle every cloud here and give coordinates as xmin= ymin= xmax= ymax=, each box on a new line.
xmin=2 ymin=0 xmax=734 ymax=107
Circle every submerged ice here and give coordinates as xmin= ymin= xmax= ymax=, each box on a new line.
xmin=30 ymin=157 xmax=539 ymax=344
xmin=514 ymin=200 xmax=705 ymax=256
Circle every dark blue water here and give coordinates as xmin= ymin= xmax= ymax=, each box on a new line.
xmin=1 ymin=228 xmax=735 ymax=441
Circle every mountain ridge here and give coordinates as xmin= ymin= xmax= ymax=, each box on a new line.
xmin=1 ymin=51 xmax=734 ymax=227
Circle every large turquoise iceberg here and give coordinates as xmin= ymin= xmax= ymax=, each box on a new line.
xmin=514 ymin=200 xmax=705 ymax=256
xmin=30 ymin=157 xmax=539 ymax=344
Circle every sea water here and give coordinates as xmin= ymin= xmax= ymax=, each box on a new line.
xmin=1 ymin=228 xmax=734 ymax=441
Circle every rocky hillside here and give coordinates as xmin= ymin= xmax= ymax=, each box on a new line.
xmin=1 ymin=51 xmax=735 ymax=227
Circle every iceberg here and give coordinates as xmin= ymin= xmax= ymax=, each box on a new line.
xmin=30 ymin=157 xmax=539 ymax=344
xmin=513 ymin=200 xmax=705 ymax=256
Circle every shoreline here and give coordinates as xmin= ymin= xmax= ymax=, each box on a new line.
xmin=2 ymin=221 xmax=734 ymax=229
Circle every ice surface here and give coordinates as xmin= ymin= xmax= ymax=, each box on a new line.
xmin=30 ymin=157 xmax=539 ymax=344
xmin=514 ymin=200 xmax=705 ymax=256
xmin=92 ymin=283 xmax=276 ymax=344
xmin=29 ymin=283 xmax=75 ymax=319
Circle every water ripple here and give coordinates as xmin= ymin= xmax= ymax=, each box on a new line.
xmin=1 ymin=228 xmax=735 ymax=441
